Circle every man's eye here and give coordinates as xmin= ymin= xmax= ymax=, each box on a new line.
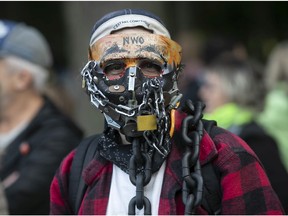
xmin=103 ymin=62 xmax=126 ymax=78
xmin=139 ymin=61 xmax=162 ymax=77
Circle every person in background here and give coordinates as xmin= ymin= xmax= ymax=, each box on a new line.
xmin=199 ymin=54 xmax=288 ymax=213
xmin=180 ymin=35 xmax=248 ymax=107
xmin=50 ymin=9 xmax=284 ymax=215
xmin=258 ymin=41 xmax=288 ymax=173
xmin=0 ymin=20 xmax=83 ymax=214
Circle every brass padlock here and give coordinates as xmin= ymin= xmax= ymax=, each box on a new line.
xmin=137 ymin=115 xmax=157 ymax=131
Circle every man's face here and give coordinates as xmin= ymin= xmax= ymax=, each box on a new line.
xmin=0 ymin=59 xmax=18 ymax=111
xmin=87 ymin=31 xmax=182 ymax=108
xmin=82 ymin=28 xmax=182 ymax=136
xmin=198 ymin=71 xmax=229 ymax=113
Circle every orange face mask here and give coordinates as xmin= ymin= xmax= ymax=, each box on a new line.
xmin=88 ymin=33 xmax=182 ymax=78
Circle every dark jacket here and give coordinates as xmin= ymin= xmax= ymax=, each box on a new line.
xmin=236 ymin=121 xmax=288 ymax=214
xmin=50 ymin=111 xmax=284 ymax=215
xmin=0 ymin=96 xmax=83 ymax=215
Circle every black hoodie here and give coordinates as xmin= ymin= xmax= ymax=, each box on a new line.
xmin=0 ymin=96 xmax=83 ymax=214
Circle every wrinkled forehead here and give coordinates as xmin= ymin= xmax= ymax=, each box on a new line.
xmin=89 ymin=33 xmax=182 ymax=66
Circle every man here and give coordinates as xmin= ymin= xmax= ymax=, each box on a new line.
xmin=0 ymin=20 xmax=83 ymax=214
xmin=50 ymin=9 xmax=284 ymax=215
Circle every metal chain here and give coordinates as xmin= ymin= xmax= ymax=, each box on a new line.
xmin=128 ymin=138 xmax=152 ymax=215
xmin=127 ymin=79 xmax=169 ymax=215
xmin=181 ymin=100 xmax=205 ymax=215
xmin=139 ymin=79 xmax=170 ymax=157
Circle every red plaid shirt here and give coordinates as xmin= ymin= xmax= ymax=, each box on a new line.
xmin=50 ymin=112 xmax=284 ymax=215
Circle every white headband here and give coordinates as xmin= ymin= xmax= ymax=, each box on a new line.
xmin=90 ymin=14 xmax=171 ymax=46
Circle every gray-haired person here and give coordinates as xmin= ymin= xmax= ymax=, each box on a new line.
xmin=0 ymin=20 xmax=83 ymax=214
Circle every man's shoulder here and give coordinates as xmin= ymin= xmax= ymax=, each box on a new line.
xmin=53 ymin=134 xmax=102 ymax=173
xmin=207 ymin=125 xmax=259 ymax=165
xmin=25 ymin=96 xmax=83 ymax=141
xmin=9 ymin=100 xmax=84 ymax=154
xmin=72 ymin=133 xmax=103 ymax=159
xmin=200 ymin=120 xmax=254 ymax=165
xmin=39 ymin=97 xmax=82 ymax=133
xmin=58 ymin=149 xmax=77 ymax=173
xmin=210 ymin=125 xmax=255 ymax=151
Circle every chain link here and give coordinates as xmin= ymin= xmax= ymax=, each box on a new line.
xmin=181 ymin=100 xmax=205 ymax=215
xmin=128 ymin=138 xmax=152 ymax=215
xmin=127 ymin=79 xmax=163 ymax=215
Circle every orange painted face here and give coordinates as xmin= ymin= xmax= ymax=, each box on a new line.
xmin=89 ymin=33 xmax=182 ymax=80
